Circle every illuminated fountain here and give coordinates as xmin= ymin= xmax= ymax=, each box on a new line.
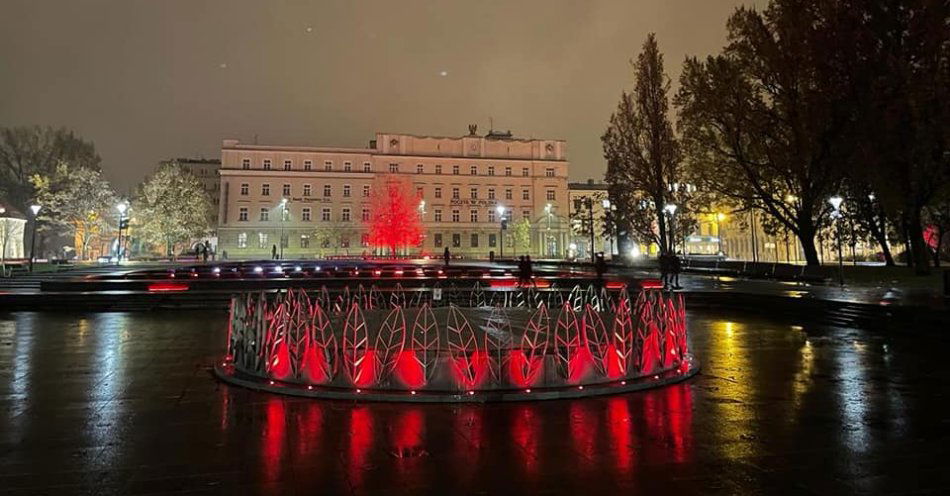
xmin=215 ymin=284 xmax=699 ymax=401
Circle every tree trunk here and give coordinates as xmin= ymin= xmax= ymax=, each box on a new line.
xmin=796 ymin=223 xmax=820 ymax=266
xmin=907 ymin=207 xmax=931 ymax=275
xmin=873 ymin=213 xmax=895 ymax=266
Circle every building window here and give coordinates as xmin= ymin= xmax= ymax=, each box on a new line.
xmin=389 ymin=163 xmax=399 ymax=173
xmin=416 ymin=163 xmax=424 ymax=174
xmin=505 ymin=166 xmax=511 ymax=176
xmin=344 ymin=161 xmax=352 ymax=172
xmin=240 ymin=183 xmax=249 ymax=195
xmin=303 ymin=184 xmax=312 ymax=196
xmin=263 ymin=159 xmax=272 ymax=170
xmin=258 ymin=232 xmax=268 ymax=249
xmin=488 ymin=210 xmax=496 ymax=223
xmin=435 ymin=164 xmax=442 ymax=174
xmin=321 ymin=208 xmax=331 ymax=221
xmin=546 ymin=168 xmax=555 ymax=177
xmin=470 ymin=188 xmax=477 ymax=199
xmin=283 ymin=184 xmax=291 ymax=197
xmin=489 ymin=234 xmax=496 ymax=247
xmin=363 ymin=162 xmax=371 ymax=172
xmin=416 ymin=187 xmax=424 ymax=198
xmin=488 ymin=166 xmax=495 ymax=176
xmin=323 ymin=185 xmax=331 ymax=197
xmin=262 ymin=184 xmax=270 ymax=196
xmin=434 ymin=209 xmax=442 ymax=222
xmin=304 ymin=160 xmax=312 ymax=171
xmin=362 ymin=185 xmax=370 ymax=197
xmin=452 ymin=188 xmax=460 ymax=200
xmin=343 ymin=185 xmax=351 ymax=197
xmin=434 ymin=187 xmax=442 ymax=199
xmin=523 ymin=210 xmax=531 ymax=219
xmin=522 ymin=189 xmax=530 ymax=200
xmin=237 ymin=232 xmax=248 ymax=248
xmin=260 ymin=208 xmax=269 ymax=221
xmin=434 ymin=233 xmax=443 ymax=247
xmin=300 ymin=235 xmax=310 ymax=248
xmin=470 ymin=165 xmax=477 ymax=175
xmin=340 ymin=236 xmax=350 ymax=248
xmin=452 ymin=233 xmax=461 ymax=247
xmin=362 ymin=208 xmax=370 ymax=221
xmin=452 ymin=165 xmax=459 ymax=175
xmin=361 ymin=234 xmax=370 ymax=247
xmin=238 ymin=207 xmax=248 ymax=221
xmin=452 ymin=210 xmax=460 ymax=222
xmin=488 ymin=188 xmax=495 ymax=200
xmin=283 ymin=160 xmax=292 ymax=171
xmin=324 ymin=161 xmax=333 ymax=171
xmin=341 ymin=208 xmax=351 ymax=222
xmin=302 ymin=207 xmax=311 ymax=221
xmin=470 ymin=233 xmax=479 ymax=247
xmin=280 ymin=206 xmax=290 ymax=222
xmin=505 ymin=188 xmax=512 ymax=200
xmin=470 ymin=209 xmax=478 ymax=222
xmin=546 ymin=190 xmax=556 ymax=200
xmin=242 ymin=158 xmax=250 ymax=170
xmin=522 ymin=167 xmax=529 ymax=177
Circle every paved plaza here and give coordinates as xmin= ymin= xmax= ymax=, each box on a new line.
xmin=1 ymin=308 xmax=947 ymax=494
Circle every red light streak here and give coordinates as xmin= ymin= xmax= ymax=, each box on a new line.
xmin=147 ymin=282 xmax=188 ymax=292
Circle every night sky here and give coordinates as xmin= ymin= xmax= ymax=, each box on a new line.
xmin=0 ymin=1 xmax=755 ymax=192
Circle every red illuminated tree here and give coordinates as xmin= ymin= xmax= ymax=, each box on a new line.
xmin=366 ymin=178 xmax=423 ymax=255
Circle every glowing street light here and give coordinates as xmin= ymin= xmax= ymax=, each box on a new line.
xmin=828 ymin=195 xmax=844 ymax=285
xmin=496 ymin=205 xmax=506 ymax=258
xmin=28 ymin=204 xmax=41 ymax=272
xmin=663 ymin=203 xmax=678 ymax=254
xmin=278 ymin=198 xmax=289 ymax=260
xmin=116 ymin=201 xmax=129 ymax=264
xmin=715 ymin=212 xmax=727 ymax=256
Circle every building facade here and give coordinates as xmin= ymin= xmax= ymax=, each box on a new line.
xmin=217 ymin=130 xmax=571 ymax=259
xmin=567 ymin=180 xmax=616 ymax=259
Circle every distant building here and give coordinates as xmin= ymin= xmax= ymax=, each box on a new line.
xmin=0 ymin=204 xmax=26 ymax=261
xmin=160 ymin=158 xmax=221 ymax=225
xmin=216 ymin=129 xmax=571 ymax=259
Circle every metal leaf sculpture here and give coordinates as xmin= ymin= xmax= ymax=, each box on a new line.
xmin=342 ymin=302 xmax=375 ymax=387
xmin=483 ymin=305 xmax=512 ymax=381
xmin=583 ymin=304 xmax=610 ymax=377
xmin=301 ymin=299 xmax=337 ymax=384
xmin=554 ymin=302 xmax=584 ymax=381
xmin=446 ymin=305 xmax=486 ymax=390
xmin=511 ymin=304 xmax=548 ymax=387
xmin=374 ymin=305 xmax=407 ymax=384
xmin=609 ymin=295 xmax=635 ymax=377
xmin=406 ymin=304 xmax=439 ymax=387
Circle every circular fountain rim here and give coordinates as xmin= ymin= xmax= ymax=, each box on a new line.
xmin=213 ymin=354 xmax=700 ymax=403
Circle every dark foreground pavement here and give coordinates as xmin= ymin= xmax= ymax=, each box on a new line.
xmin=1 ymin=309 xmax=948 ymax=495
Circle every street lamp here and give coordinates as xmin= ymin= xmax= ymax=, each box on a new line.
xmin=828 ymin=195 xmax=844 ymax=285
xmin=664 ymin=203 xmax=677 ymax=254
xmin=544 ymin=203 xmax=554 ymax=257
xmin=716 ymin=212 xmax=727 ymax=257
xmin=116 ymin=201 xmax=128 ymax=264
xmin=28 ymin=204 xmax=41 ymax=273
xmin=496 ymin=204 xmax=506 ymax=258
xmin=278 ymin=198 xmax=288 ymax=260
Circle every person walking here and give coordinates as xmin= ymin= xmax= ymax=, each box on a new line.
xmin=443 ymin=247 xmax=451 ymax=267
xmin=271 ymin=244 xmax=278 ymax=260
xmin=659 ymin=253 xmax=670 ymax=290
xmin=518 ymin=255 xmax=529 ymax=286
xmin=672 ymin=253 xmax=682 ymax=289
xmin=594 ymin=252 xmax=607 ymax=286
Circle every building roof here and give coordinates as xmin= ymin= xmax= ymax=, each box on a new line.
xmin=568 ymin=179 xmax=608 ymax=191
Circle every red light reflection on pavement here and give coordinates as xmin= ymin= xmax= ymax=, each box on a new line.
xmin=262 ymin=398 xmax=286 ymax=482
xmin=606 ymin=397 xmax=635 ymax=473
xmin=348 ymin=406 xmax=374 ymax=488
xmin=511 ymin=405 xmax=541 ymax=477
xmin=569 ymin=401 xmax=597 ymax=471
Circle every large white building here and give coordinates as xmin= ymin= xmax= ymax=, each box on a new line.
xmin=216 ymin=129 xmax=572 ymax=259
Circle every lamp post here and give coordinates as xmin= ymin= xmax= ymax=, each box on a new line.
xmin=601 ymin=199 xmax=613 ymax=258
xmin=116 ymin=201 xmax=128 ymax=264
xmin=278 ymin=198 xmax=288 ymax=260
xmin=664 ymin=203 xmax=677 ymax=255
xmin=496 ymin=205 xmax=506 ymax=259
xmin=28 ymin=204 xmax=41 ymax=273
xmin=587 ymin=197 xmax=595 ymax=262
xmin=716 ymin=212 xmax=726 ymax=257
xmin=829 ymin=195 xmax=844 ymax=286
xmin=544 ymin=203 xmax=553 ymax=257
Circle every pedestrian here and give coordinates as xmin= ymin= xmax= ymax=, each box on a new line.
xmin=672 ymin=253 xmax=682 ymax=289
xmin=201 ymin=244 xmax=209 ymax=263
xmin=525 ymin=255 xmax=534 ymax=286
xmin=659 ymin=253 xmax=670 ymax=290
xmin=518 ymin=255 xmax=529 ymax=286
xmin=195 ymin=244 xmax=201 ymax=261
xmin=443 ymin=247 xmax=450 ymax=267
xmin=594 ymin=252 xmax=607 ymax=286
xmin=272 ymin=244 xmax=278 ymax=260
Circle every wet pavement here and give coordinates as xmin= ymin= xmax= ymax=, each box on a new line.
xmin=1 ymin=309 xmax=948 ymax=495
